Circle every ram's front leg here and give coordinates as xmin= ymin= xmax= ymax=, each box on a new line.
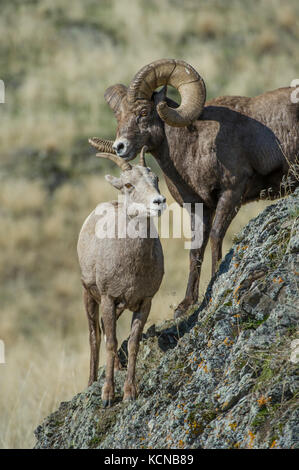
xmin=123 ymin=299 xmax=151 ymax=401
xmin=101 ymin=295 xmax=117 ymax=407
xmin=175 ymin=206 xmax=213 ymax=319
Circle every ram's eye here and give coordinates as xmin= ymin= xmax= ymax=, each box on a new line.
xmin=140 ymin=109 xmax=148 ymax=117
xmin=125 ymin=183 xmax=133 ymax=189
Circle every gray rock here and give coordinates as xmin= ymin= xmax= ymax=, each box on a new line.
xmin=34 ymin=189 xmax=299 ymax=449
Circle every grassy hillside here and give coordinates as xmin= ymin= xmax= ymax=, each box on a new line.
xmin=1 ymin=0 xmax=298 ymax=156
xmin=0 ymin=0 xmax=298 ymax=448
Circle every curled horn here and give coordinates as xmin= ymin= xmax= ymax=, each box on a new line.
xmin=127 ymin=59 xmax=206 ymax=128
xmin=89 ymin=137 xmax=115 ymax=154
xmin=88 ymin=138 xmax=132 ymax=171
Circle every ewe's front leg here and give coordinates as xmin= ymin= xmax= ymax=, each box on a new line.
xmin=123 ymin=299 xmax=151 ymax=401
xmin=101 ymin=296 xmax=117 ymax=407
xmin=84 ymin=288 xmax=100 ymax=386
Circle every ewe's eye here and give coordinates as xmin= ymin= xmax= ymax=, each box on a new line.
xmin=125 ymin=183 xmax=133 ymax=189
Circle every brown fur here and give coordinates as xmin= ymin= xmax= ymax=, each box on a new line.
xmin=104 ymin=67 xmax=299 ymax=318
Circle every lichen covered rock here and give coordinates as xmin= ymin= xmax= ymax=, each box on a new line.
xmin=34 ymin=189 xmax=299 ymax=449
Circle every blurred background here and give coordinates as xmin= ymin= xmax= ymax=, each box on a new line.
xmin=0 ymin=0 xmax=298 ymax=448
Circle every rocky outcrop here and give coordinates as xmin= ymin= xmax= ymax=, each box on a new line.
xmin=34 ymin=189 xmax=299 ymax=449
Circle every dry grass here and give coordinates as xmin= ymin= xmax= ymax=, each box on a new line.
xmin=0 ymin=0 xmax=297 ymax=449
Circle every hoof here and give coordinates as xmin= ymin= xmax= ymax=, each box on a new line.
xmin=174 ymin=301 xmax=197 ymax=319
xmin=123 ymin=381 xmax=137 ymax=402
xmin=174 ymin=306 xmax=190 ymax=319
xmin=101 ymin=381 xmax=114 ymax=407
xmin=123 ymin=394 xmax=136 ymax=402
xmin=174 ymin=308 xmax=184 ymax=319
xmin=102 ymin=398 xmax=114 ymax=408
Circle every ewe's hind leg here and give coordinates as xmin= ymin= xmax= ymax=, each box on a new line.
xmin=101 ymin=295 xmax=117 ymax=407
xmin=84 ymin=289 xmax=100 ymax=386
xmin=123 ymin=298 xmax=151 ymax=401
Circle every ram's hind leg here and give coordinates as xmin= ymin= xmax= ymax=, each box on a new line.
xmin=123 ymin=299 xmax=151 ymax=401
xmin=84 ymin=288 xmax=100 ymax=386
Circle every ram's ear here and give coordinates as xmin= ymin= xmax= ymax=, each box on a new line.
xmin=104 ymin=84 xmax=127 ymax=114
xmin=105 ymin=174 xmax=123 ymax=190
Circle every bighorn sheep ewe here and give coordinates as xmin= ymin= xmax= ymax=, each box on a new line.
xmin=77 ymin=140 xmax=165 ymax=406
xmin=98 ymin=58 xmax=299 ymax=317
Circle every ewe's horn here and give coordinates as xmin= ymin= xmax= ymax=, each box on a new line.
xmin=139 ymin=146 xmax=148 ymax=167
xmin=88 ymin=137 xmax=132 ymax=171
xmin=127 ymin=59 xmax=206 ymax=128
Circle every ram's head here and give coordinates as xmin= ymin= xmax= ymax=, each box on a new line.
xmin=102 ymin=59 xmax=206 ymax=161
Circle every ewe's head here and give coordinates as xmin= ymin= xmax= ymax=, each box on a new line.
xmin=106 ymin=165 xmax=166 ymax=218
xmin=102 ymin=59 xmax=206 ymax=161
xmin=89 ymin=139 xmax=166 ymax=218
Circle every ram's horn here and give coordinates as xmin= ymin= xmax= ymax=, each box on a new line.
xmin=127 ymin=59 xmax=206 ymax=128
xmin=89 ymin=137 xmax=116 ymax=154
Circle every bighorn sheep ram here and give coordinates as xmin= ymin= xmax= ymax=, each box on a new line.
xmin=99 ymin=58 xmax=299 ymax=317
xmin=77 ymin=141 xmax=165 ymax=406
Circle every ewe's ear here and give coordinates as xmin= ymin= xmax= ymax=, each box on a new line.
xmin=105 ymin=174 xmax=123 ymax=190
xmin=153 ymin=86 xmax=167 ymax=106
